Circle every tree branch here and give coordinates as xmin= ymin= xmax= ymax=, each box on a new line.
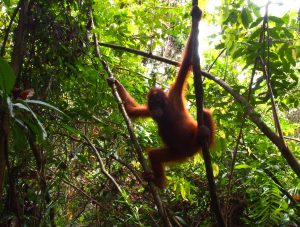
xmin=98 ymin=42 xmax=178 ymax=66
xmin=83 ymin=136 xmax=123 ymax=194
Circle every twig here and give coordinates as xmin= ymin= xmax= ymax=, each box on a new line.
xmin=283 ymin=136 xmax=300 ymax=143
xmin=249 ymin=133 xmax=300 ymax=143
xmin=207 ymin=48 xmax=226 ymax=72
xmin=55 ymin=132 xmax=142 ymax=183
xmin=259 ymin=56 xmax=284 ymax=142
xmin=60 ymin=177 xmax=126 ymax=223
xmin=110 ymin=154 xmax=143 ymax=183
xmin=83 ymin=136 xmax=123 ymax=194
xmin=165 ymin=207 xmax=183 ymax=227
xmin=61 ymin=178 xmax=103 ymax=207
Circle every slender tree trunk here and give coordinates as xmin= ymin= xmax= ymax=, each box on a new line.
xmin=0 ymin=103 xmax=8 ymax=196
xmin=11 ymin=0 xmax=29 ymax=77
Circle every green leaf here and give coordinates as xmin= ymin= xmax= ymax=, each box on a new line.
xmin=249 ymin=27 xmax=262 ymax=40
xmin=174 ymin=216 xmax=188 ymax=226
xmin=269 ymin=16 xmax=284 ymax=26
xmin=249 ymin=2 xmax=261 ymax=17
xmin=13 ymin=103 xmax=47 ymax=139
xmin=268 ymin=28 xmax=280 ymax=39
xmin=180 ymin=184 xmax=188 ymax=201
xmin=12 ymin=122 xmax=27 ymax=152
xmin=290 ymin=73 xmax=299 ymax=84
xmin=282 ymin=27 xmax=293 ymax=38
xmin=241 ymin=8 xmax=250 ymax=28
xmin=235 ymin=164 xmax=251 ymax=169
xmin=232 ymin=47 xmax=245 ymax=59
xmin=3 ymin=0 xmax=10 ymax=7
xmin=212 ymin=163 xmax=220 ymax=177
xmin=215 ymin=43 xmax=225 ymax=50
xmin=250 ymin=17 xmax=263 ymax=28
xmin=223 ymin=11 xmax=238 ymax=25
xmin=24 ymin=99 xmax=69 ymax=118
xmin=286 ymin=50 xmax=296 ymax=66
xmin=0 ymin=58 xmax=16 ymax=94
xmin=60 ymin=123 xmax=82 ymax=136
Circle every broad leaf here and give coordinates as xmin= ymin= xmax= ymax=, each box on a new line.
xmin=0 ymin=58 xmax=16 ymax=94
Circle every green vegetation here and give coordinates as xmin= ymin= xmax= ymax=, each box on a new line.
xmin=0 ymin=0 xmax=299 ymax=226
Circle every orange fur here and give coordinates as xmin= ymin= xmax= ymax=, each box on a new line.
xmin=112 ymin=20 xmax=215 ymax=189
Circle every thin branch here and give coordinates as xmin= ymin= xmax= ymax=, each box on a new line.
xmin=28 ymin=131 xmax=56 ymax=225
xmin=55 ymin=132 xmax=143 ymax=183
xmin=227 ymin=1 xmax=271 ymax=196
xmin=61 ymin=178 xmax=103 ymax=207
xmin=83 ymin=136 xmax=123 ymax=194
xmin=60 ymin=177 xmax=126 ymax=223
xmin=90 ymin=10 xmax=172 ymax=227
xmin=98 ymin=42 xmax=178 ymax=66
xmin=165 ymin=207 xmax=183 ymax=227
xmin=259 ymin=56 xmax=284 ymax=142
xmin=110 ymin=154 xmax=143 ymax=183
xmin=249 ymin=153 xmax=297 ymax=204
xmin=202 ymin=70 xmax=300 ymax=178
xmin=248 ymin=133 xmax=300 ymax=143
xmin=0 ymin=0 xmax=21 ymax=56
xmin=191 ymin=2 xmax=225 ymax=226
xmin=284 ymin=136 xmax=300 ymax=143
xmin=207 ymin=48 xmax=226 ymax=72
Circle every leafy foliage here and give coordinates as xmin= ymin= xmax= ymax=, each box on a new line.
xmin=0 ymin=0 xmax=299 ymax=226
